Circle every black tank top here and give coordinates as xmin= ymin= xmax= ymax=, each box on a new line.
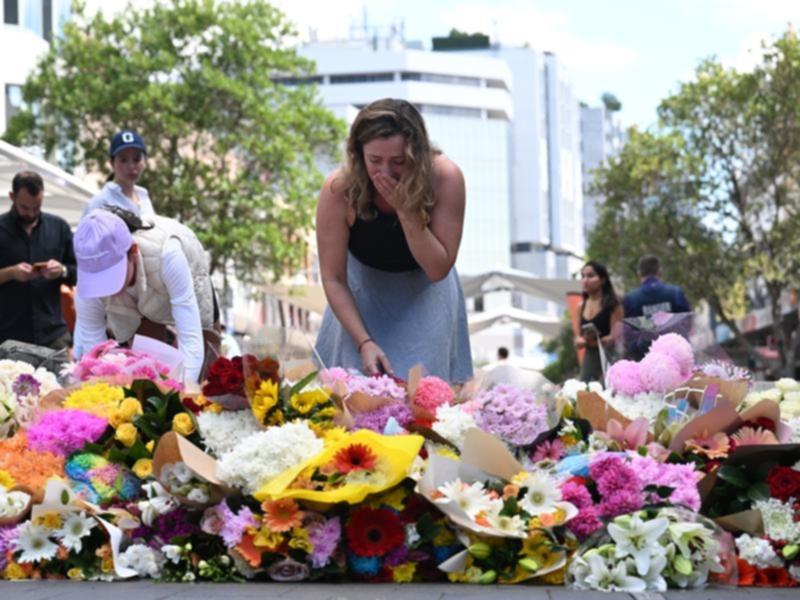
xmin=580 ymin=300 xmax=614 ymax=337
xmin=348 ymin=210 xmax=420 ymax=272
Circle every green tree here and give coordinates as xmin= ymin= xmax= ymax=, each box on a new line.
xmin=589 ymin=30 xmax=800 ymax=373
xmin=4 ymin=0 xmax=344 ymax=285
xmin=541 ymin=314 xmax=579 ymax=384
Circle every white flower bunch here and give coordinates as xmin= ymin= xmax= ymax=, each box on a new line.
xmin=0 ymin=487 xmax=29 ymax=519
xmin=14 ymin=511 xmax=96 ymax=563
xmin=431 ymin=403 xmax=476 ymax=450
xmin=197 ymin=410 xmax=262 ymax=458
xmin=559 ymin=378 xmax=604 ymax=402
xmin=216 ymin=421 xmax=323 ymax=494
xmin=118 ymin=544 xmax=165 ymax=578
xmin=735 ymin=533 xmax=783 ymax=569
xmin=756 ymin=498 xmax=800 ymax=543
xmin=606 ymin=391 xmax=665 ymax=424
xmin=137 ymin=481 xmax=179 ymax=527
xmin=569 ymin=508 xmax=725 ymax=592
xmin=160 ymin=462 xmax=211 ymax=504
xmin=0 ymin=360 xmax=60 ymax=437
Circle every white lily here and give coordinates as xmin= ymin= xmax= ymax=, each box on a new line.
xmin=583 ymin=553 xmax=647 ymax=592
xmin=608 ymin=514 xmax=669 ymax=576
xmin=668 ymin=521 xmax=714 ymax=558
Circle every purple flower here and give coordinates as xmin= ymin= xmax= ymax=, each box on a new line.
xmin=153 ymin=507 xmax=198 ymax=542
xmin=383 ymin=544 xmax=409 ymax=567
xmin=308 ymin=517 xmax=342 ymax=569
xmin=26 ymin=409 xmax=108 ymax=457
xmin=216 ymin=501 xmax=257 ymax=548
xmin=352 ymin=402 xmax=413 ymax=433
xmin=346 ymin=375 xmax=405 ymax=402
xmin=473 ymin=385 xmax=548 ymax=446
xmin=267 ymin=557 xmax=310 ymax=582
xmin=0 ymin=525 xmax=21 ymax=571
xmin=11 ymin=374 xmax=40 ymax=398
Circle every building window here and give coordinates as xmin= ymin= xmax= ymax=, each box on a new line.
xmin=329 ymin=73 xmax=393 ymax=84
xmin=5 ymin=84 xmax=24 ymax=124
xmin=22 ymin=0 xmax=43 ymax=36
xmin=401 ymin=72 xmax=480 ymax=87
xmin=419 ymin=104 xmax=481 ymax=118
xmin=4 ymin=0 xmax=18 ymax=24
xmin=273 ymin=75 xmax=323 ymax=86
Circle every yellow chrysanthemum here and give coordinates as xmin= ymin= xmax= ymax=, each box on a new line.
xmin=0 ymin=469 xmax=15 ymax=490
xmin=316 ymin=406 xmax=338 ymax=419
xmin=115 ymin=423 xmax=138 ymax=448
xmin=322 ymin=426 xmax=348 ymax=446
xmin=35 ymin=512 xmax=62 ymax=529
xmin=67 ymin=567 xmax=85 ymax=581
xmin=132 ymin=458 xmax=153 ymax=480
xmin=266 ymin=410 xmax=284 ymax=426
xmin=206 ymin=403 xmax=224 ymax=414
xmin=288 ymin=527 xmax=312 ymax=553
xmin=251 ymin=380 xmax=279 ymax=423
xmin=392 ymin=562 xmax=416 ymax=583
xmin=252 ymin=526 xmax=284 ymax=550
xmin=63 ymin=382 xmax=125 ymax=418
xmin=3 ymin=562 xmax=28 ymax=580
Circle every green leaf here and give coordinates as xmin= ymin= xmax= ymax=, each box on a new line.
xmin=289 ymin=370 xmax=319 ymax=396
xmin=61 ymin=489 xmax=70 ymax=505
xmin=746 ymin=482 xmax=770 ymax=502
xmin=717 ymin=465 xmax=749 ymax=488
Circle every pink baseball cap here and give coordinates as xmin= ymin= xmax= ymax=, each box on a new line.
xmin=74 ymin=209 xmax=133 ymax=299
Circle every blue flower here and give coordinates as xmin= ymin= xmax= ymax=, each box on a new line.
xmin=348 ymin=554 xmax=382 ymax=576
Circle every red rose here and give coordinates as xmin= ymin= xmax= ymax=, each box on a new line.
xmin=202 ymin=382 xmax=224 ymax=397
xmin=767 ymin=466 xmax=800 ymax=502
xmin=222 ymin=371 xmax=244 ymax=394
xmin=208 ymin=358 xmax=230 ymax=379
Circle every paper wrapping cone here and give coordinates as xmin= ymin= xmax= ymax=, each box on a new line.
xmin=575 ymin=391 xmax=632 ymax=432
xmin=334 ymin=391 xmax=398 ymax=429
xmin=668 ymin=398 xmax=740 ymax=454
xmin=0 ymin=485 xmax=33 ymax=527
xmin=714 ymin=509 xmax=764 ymax=536
xmin=687 ymin=375 xmax=749 ymax=407
xmin=152 ymin=431 xmax=232 ymax=507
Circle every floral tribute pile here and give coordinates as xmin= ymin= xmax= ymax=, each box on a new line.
xmin=0 ymin=334 xmax=798 ymax=592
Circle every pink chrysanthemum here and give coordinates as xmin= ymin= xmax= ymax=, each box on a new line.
xmin=413 ymin=376 xmax=455 ymax=413
xmin=648 ymin=333 xmax=694 ymax=377
xmin=638 ymin=352 xmax=687 ymax=393
xmin=26 ymin=409 xmax=109 ymax=457
xmin=606 ymin=360 xmax=644 ymax=395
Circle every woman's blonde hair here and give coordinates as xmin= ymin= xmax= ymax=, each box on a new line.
xmin=339 ymin=98 xmax=438 ymax=224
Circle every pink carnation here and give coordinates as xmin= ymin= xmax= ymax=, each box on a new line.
xmin=638 ymin=352 xmax=687 ymax=393
xmin=319 ymin=367 xmax=350 ymax=388
xmin=648 ymin=333 xmax=694 ymax=377
xmin=413 ymin=376 xmax=455 ymax=413
xmin=567 ymin=505 xmax=604 ymax=539
xmin=606 ymin=360 xmax=644 ymax=395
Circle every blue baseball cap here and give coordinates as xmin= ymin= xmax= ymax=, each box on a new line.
xmin=110 ymin=130 xmax=146 ymax=158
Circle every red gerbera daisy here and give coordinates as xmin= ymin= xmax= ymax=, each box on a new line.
xmin=332 ymin=443 xmax=378 ymax=473
xmin=346 ymin=507 xmax=405 ymax=557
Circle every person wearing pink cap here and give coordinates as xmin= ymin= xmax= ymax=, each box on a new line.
xmin=72 ymin=208 xmax=216 ymax=382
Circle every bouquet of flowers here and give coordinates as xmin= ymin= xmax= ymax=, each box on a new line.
xmin=606 ymin=333 xmax=694 ymax=397
xmin=202 ymin=356 xmax=248 ymax=410
xmin=567 ymin=506 xmax=734 ymax=592
xmin=62 ymin=341 xmax=182 ymax=391
xmin=472 ymin=385 xmax=550 ymax=448
xmin=0 ymin=360 xmax=61 ymax=437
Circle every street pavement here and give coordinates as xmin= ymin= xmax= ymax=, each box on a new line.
xmin=0 ymin=582 xmax=797 ymax=599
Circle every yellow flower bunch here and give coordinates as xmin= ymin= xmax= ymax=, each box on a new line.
xmin=0 ymin=469 xmax=15 ymax=490
xmin=172 ymin=413 xmax=196 ymax=436
xmin=251 ymin=379 xmax=279 ymax=424
xmin=115 ymin=423 xmax=138 ymax=448
xmin=391 ymin=562 xmax=416 ymax=583
xmin=109 ymin=398 xmax=143 ymax=428
xmin=132 ymin=458 xmax=153 ymax=479
xmin=64 ymin=383 xmax=125 ymax=418
xmin=288 ymin=527 xmax=312 ymax=553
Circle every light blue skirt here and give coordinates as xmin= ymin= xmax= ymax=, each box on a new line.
xmin=315 ymin=254 xmax=473 ymax=383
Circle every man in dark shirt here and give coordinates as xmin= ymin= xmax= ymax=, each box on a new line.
xmin=623 ymin=255 xmax=692 ymax=359
xmin=0 ymin=171 xmax=77 ymax=349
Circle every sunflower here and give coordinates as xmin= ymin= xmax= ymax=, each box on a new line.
xmin=346 ymin=507 xmax=405 ymax=557
xmin=332 ymin=443 xmax=378 ymax=474
xmin=251 ymin=379 xmax=279 ymax=423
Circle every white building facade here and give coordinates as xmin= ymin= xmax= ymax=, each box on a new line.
xmin=1 ymin=0 xmax=71 ymax=133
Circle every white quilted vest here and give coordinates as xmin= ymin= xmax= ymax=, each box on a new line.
xmin=103 ymin=216 xmax=214 ymax=343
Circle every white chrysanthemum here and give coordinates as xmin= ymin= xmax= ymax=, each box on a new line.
xmin=606 ymin=392 xmax=664 ymax=424
xmin=735 ymin=534 xmax=782 ymax=569
xmin=15 ymin=522 xmax=58 ymax=563
xmin=217 ymin=421 xmax=323 ymax=494
xmin=197 ymin=410 xmax=262 ymax=458
xmin=560 ymin=379 xmax=588 ymax=402
xmin=432 ymin=404 xmax=476 ymax=449
xmin=118 ymin=544 xmax=165 ymax=578
xmin=56 ymin=512 xmax=96 ymax=553
xmin=775 ymin=378 xmax=800 ymax=393
xmin=782 ymin=400 xmax=800 ymax=420
xmin=435 ymin=479 xmax=495 ymax=519
xmin=756 ymin=498 xmax=800 ymax=543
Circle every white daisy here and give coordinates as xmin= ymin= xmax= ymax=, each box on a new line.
xmin=518 ymin=471 xmax=562 ymax=516
xmin=57 ymin=512 xmax=96 ymax=553
xmin=435 ymin=479 xmax=494 ymax=519
xmin=486 ymin=513 xmax=527 ymax=537
xmin=15 ymin=523 xmax=58 ymax=563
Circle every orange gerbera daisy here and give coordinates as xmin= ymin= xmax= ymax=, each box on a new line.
xmin=684 ymin=430 xmax=730 ymax=458
xmin=332 ymin=443 xmax=378 ymax=473
xmin=731 ymin=426 xmax=778 ymax=447
xmin=261 ymin=498 xmax=303 ymax=532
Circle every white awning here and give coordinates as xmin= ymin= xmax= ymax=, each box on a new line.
xmin=468 ymin=306 xmax=562 ymax=337
xmin=0 ymin=140 xmax=94 ymax=227
xmin=460 ymin=267 xmax=580 ymax=305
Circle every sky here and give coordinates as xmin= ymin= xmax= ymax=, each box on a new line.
xmin=88 ymin=0 xmax=799 ymax=129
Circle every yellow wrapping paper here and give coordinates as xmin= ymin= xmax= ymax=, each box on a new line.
xmin=253 ymin=429 xmax=424 ymax=504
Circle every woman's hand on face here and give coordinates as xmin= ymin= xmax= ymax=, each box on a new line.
xmin=359 ymin=340 xmax=394 ymax=376
xmin=372 ymin=172 xmax=402 ymax=211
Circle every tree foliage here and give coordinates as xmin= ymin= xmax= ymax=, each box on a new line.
xmin=4 ymin=0 xmax=345 ymax=284
xmin=588 ymin=30 xmax=800 ymax=373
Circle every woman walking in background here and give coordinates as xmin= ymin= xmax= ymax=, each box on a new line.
xmin=577 ymin=261 xmax=623 ymax=382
